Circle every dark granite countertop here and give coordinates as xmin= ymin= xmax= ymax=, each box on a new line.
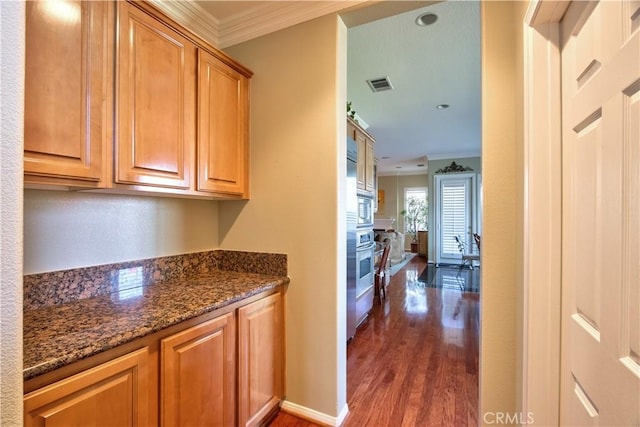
xmin=24 ymin=270 xmax=288 ymax=381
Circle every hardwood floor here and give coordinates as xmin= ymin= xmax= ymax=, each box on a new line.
xmin=269 ymin=256 xmax=479 ymax=427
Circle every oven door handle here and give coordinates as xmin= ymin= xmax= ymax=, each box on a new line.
xmin=356 ymin=242 xmax=376 ymax=252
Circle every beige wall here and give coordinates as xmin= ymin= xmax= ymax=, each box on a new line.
xmin=222 ymin=15 xmax=347 ymax=418
xmin=23 ymin=191 xmax=220 ymax=274
xmin=375 ymin=174 xmax=428 ymax=250
xmin=1 ymin=2 xmax=24 ymax=424
xmin=480 ymin=2 xmax=526 ymax=424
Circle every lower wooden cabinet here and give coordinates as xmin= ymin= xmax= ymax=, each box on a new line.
xmin=238 ymin=293 xmax=284 ymax=426
xmin=24 ymin=291 xmax=283 ymax=427
xmin=161 ymin=312 xmax=236 ymax=426
xmin=24 ymin=348 xmax=150 ymax=427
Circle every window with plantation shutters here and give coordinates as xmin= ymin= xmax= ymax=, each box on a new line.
xmin=441 ymin=181 xmax=468 ymax=257
xmin=434 ymin=173 xmax=479 ymax=266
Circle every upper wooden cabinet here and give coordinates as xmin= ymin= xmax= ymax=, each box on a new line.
xmin=349 ymin=117 xmax=375 ymax=194
xmin=197 ymin=50 xmax=250 ymax=196
xmin=116 ymin=2 xmax=196 ymax=189
xmin=24 ymin=348 xmax=150 ymax=427
xmin=24 ymin=1 xmax=108 ymax=187
xmin=364 ymin=137 xmax=375 ymax=193
xmin=24 ymin=0 xmax=252 ymax=199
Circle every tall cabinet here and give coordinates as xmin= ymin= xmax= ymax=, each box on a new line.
xmin=348 ymin=117 xmax=376 ymax=194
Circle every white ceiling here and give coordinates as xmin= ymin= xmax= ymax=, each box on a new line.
xmin=155 ymin=1 xmax=481 ymax=176
xmin=347 ymin=1 xmax=481 ymax=175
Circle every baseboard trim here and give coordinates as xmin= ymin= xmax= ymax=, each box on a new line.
xmin=280 ymin=400 xmax=349 ymax=426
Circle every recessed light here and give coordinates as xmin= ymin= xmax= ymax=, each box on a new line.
xmin=416 ymin=12 xmax=438 ymax=27
xmin=436 ymin=104 xmax=450 ymax=109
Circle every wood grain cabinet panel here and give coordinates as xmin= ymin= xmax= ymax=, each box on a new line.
xmin=26 ymin=0 xmax=253 ymax=198
xmin=116 ymin=2 xmax=196 ymax=189
xmin=355 ymin=131 xmax=367 ymax=191
xmin=238 ymin=293 xmax=284 ymax=426
xmin=350 ymin=117 xmax=376 ymax=194
xmin=365 ymin=137 xmax=375 ymax=193
xmin=198 ymin=50 xmax=250 ymax=197
xmin=161 ymin=312 xmax=236 ymax=427
xmin=24 ymin=348 xmax=149 ymax=427
xmin=24 ymin=0 xmax=108 ymax=186
xmin=347 ymin=120 xmax=357 ymax=141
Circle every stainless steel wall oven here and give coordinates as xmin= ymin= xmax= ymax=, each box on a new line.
xmin=355 ymin=229 xmax=375 ymax=327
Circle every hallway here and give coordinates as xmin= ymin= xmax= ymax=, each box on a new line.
xmin=271 ymin=256 xmax=480 ymax=426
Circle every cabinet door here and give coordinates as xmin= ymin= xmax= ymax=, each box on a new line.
xmin=355 ymin=131 xmax=367 ymax=191
xmin=24 ymin=348 xmax=149 ymax=427
xmin=161 ymin=312 xmax=235 ymax=427
xmin=238 ymin=293 xmax=284 ymax=426
xmin=365 ymin=137 xmax=375 ymax=192
xmin=24 ymin=1 xmax=107 ymax=185
xmin=347 ymin=120 xmax=357 ymax=141
xmin=198 ymin=50 xmax=250 ymax=197
xmin=116 ymin=2 xmax=195 ymax=189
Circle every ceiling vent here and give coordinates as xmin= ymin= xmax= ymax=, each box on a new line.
xmin=367 ymin=77 xmax=393 ymax=92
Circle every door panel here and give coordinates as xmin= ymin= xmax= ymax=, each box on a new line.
xmin=435 ymin=174 xmax=478 ymax=265
xmin=624 ymin=79 xmax=640 ymax=373
xmin=24 ymin=1 xmax=107 ymax=184
xmin=161 ymin=313 xmax=235 ymax=427
xmin=355 ymin=132 xmax=366 ymax=190
xmin=238 ymin=293 xmax=283 ymax=426
xmin=197 ymin=49 xmax=249 ymax=196
xmin=116 ymin=2 xmax=195 ymax=189
xmin=24 ymin=348 xmax=149 ymax=427
xmin=560 ymin=1 xmax=640 ymax=425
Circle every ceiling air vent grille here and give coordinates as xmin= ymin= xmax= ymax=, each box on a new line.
xmin=367 ymin=77 xmax=393 ymax=92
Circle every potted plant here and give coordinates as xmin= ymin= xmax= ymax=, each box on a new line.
xmin=347 ymin=101 xmax=356 ymax=120
xmin=401 ymin=198 xmax=428 ymax=253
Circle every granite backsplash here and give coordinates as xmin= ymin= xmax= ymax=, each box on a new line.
xmin=24 ymin=250 xmax=287 ymax=310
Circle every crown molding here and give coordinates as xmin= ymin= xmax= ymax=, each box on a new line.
xmin=152 ymin=1 xmax=370 ymax=49
xmin=426 ymin=151 xmax=482 ymax=161
xmin=217 ymin=1 xmax=368 ymax=48
xmin=149 ymin=0 xmax=222 ymax=47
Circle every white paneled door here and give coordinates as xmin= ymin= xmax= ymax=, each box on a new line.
xmin=434 ymin=173 xmax=479 ymax=266
xmin=560 ymin=1 xmax=640 ymax=425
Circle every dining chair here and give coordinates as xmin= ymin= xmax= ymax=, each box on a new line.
xmin=374 ymin=240 xmax=391 ymax=304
